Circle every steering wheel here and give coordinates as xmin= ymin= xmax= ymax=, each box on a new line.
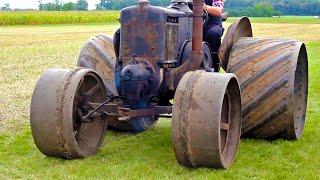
xmin=187 ymin=1 xmax=209 ymax=26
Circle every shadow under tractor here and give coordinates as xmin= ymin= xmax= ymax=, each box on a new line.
xmin=30 ymin=0 xmax=308 ymax=169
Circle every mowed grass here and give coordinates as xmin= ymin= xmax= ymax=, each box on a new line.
xmin=0 ymin=19 xmax=320 ymax=179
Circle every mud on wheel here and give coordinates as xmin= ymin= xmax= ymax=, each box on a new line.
xmin=172 ymin=70 xmax=242 ymax=169
xmin=30 ymin=68 xmax=108 ymax=159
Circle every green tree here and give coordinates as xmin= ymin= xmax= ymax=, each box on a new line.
xmin=225 ymin=0 xmax=320 ymax=16
xmin=39 ymin=0 xmax=61 ymax=11
xmin=96 ymin=0 xmax=111 ymax=10
xmin=68 ymin=0 xmax=320 ymax=15
xmin=76 ymin=0 xmax=88 ymax=11
xmin=62 ymin=2 xmax=76 ymax=11
xmin=251 ymin=2 xmax=276 ymax=17
xmin=52 ymin=0 xmax=62 ymax=10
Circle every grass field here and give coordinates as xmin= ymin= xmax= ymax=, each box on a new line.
xmin=0 ymin=11 xmax=120 ymax=25
xmin=0 ymin=17 xmax=320 ymax=179
xmin=0 ymin=11 xmax=320 ymax=25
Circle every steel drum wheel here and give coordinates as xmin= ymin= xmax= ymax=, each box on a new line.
xmin=77 ymin=34 xmax=157 ymax=132
xmin=77 ymin=34 xmax=118 ymax=95
xmin=218 ymin=17 xmax=253 ymax=71
xmin=172 ymin=70 xmax=242 ymax=169
xmin=227 ymin=38 xmax=308 ymax=139
xmin=30 ymin=68 xmax=108 ymax=159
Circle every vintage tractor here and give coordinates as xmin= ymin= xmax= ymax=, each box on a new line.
xmin=30 ymin=0 xmax=308 ymax=169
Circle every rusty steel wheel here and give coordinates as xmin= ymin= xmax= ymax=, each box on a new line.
xmin=227 ymin=38 xmax=308 ymax=140
xmin=30 ymin=68 xmax=108 ymax=159
xmin=77 ymin=34 xmax=118 ymax=95
xmin=218 ymin=17 xmax=253 ymax=70
xmin=172 ymin=70 xmax=242 ymax=169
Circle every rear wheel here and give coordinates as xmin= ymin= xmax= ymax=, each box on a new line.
xmin=172 ymin=70 xmax=242 ymax=169
xmin=30 ymin=68 xmax=108 ymax=159
xmin=227 ymin=38 xmax=308 ymax=140
xmin=218 ymin=17 xmax=253 ymax=70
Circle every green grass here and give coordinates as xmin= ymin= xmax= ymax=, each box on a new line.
xmin=0 ymin=11 xmax=319 ymax=25
xmin=0 ymin=19 xmax=319 ymax=179
xmin=0 ymin=11 xmax=120 ymax=25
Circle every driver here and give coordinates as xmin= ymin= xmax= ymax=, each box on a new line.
xmin=203 ymin=0 xmax=224 ymax=54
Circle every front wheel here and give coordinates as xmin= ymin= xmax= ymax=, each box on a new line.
xmin=172 ymin=70 xmax=242 ymax=169
xmin=30 ymin=68 xmax=108 ymax=159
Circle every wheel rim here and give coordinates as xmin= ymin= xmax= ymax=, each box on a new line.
xmin=220 ymin=78 xmax=242 ymax=166
xmin=72 ymin=72 xmax=107 ymax=154
xmin=220 ymin=92 xmax=230 ymax=155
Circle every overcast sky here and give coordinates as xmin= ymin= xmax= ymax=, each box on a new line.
xmin=0 ymin=0 xmax=100 ymax=10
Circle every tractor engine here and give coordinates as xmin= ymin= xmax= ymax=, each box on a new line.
xmin=120 ymin=60 xmax=157 ymax=107
xmin=117 ymin=0 xmax=194 ymax=108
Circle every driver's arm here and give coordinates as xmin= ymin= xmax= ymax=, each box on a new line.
xmin=203 ymin=0 xmax=224 ymax=17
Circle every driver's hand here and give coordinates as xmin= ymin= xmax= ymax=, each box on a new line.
xmin=203 ymin=4 xmax=208 ymax=11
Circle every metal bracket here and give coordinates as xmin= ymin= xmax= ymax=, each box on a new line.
xmin=118 ymin=106 xmax=172 ymax=121
xmin=159 ymin=60 xmax=179 ymax=68
xmin=118 ymin=107 xmax=156 ymax=121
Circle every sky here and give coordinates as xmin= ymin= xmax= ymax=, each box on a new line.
xmin=0 ymin=0 xmax=100 ymax=10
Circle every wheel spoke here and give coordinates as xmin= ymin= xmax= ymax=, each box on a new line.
xmin=84 ymin=83 xmax=99 ymax=96
xmin=88 ymin=102 xmax=100 ymax=108
xmin=220 ymin=122 xmax=230 ymax=131
xmin=78 ymin=77 xmax=85 ymax=90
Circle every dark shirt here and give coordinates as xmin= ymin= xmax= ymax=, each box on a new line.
xmin=204 ymin=0 xmax=224 ymax=27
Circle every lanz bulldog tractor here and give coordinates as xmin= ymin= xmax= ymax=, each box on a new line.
xmin=30 ymin=0 xmax=308 ymax=169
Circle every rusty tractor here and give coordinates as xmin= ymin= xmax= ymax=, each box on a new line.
xmin=30 ymin=0 xmax=308 ymax=169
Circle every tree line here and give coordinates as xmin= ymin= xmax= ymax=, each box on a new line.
xmin=38 ymin=0 xmax=88 ymax=11
xmin=95 ymin=0 xmax=320 ymax=16
xmin=225 ymin=0 xmax=320 ymax=16
xmin=2 ymin=0 xmax=320 ymax=16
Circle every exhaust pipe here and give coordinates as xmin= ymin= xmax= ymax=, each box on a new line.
xmin=191 ymin=0 xmax=204 ymax=65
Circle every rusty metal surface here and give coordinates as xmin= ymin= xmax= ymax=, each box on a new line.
xmin=30 ymin=68 xmax=108 ymax=158
xmin=120 ymin=2 xmax=169 ymax=94
xmin=77 ymin=34 xmax=118 ymax=95
xmin=227 ymin=38 xmax=308 ymax=139
xmin=118 ymin=107 xmax=156 ymax=121
xmin=117 ymin=106 xmax=172 ymax=121
xmin=167 ymin=0 xmax=205 ymax=90
xmin=191 ymin=0 xmax=204 ymax=62
xmin=218 ymin=17 xmax=252 ymax=70
xmin=172 ymin=70 xmax=242 ymax=169
xmin=119 ymin=1 xmax=203 ymax=95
